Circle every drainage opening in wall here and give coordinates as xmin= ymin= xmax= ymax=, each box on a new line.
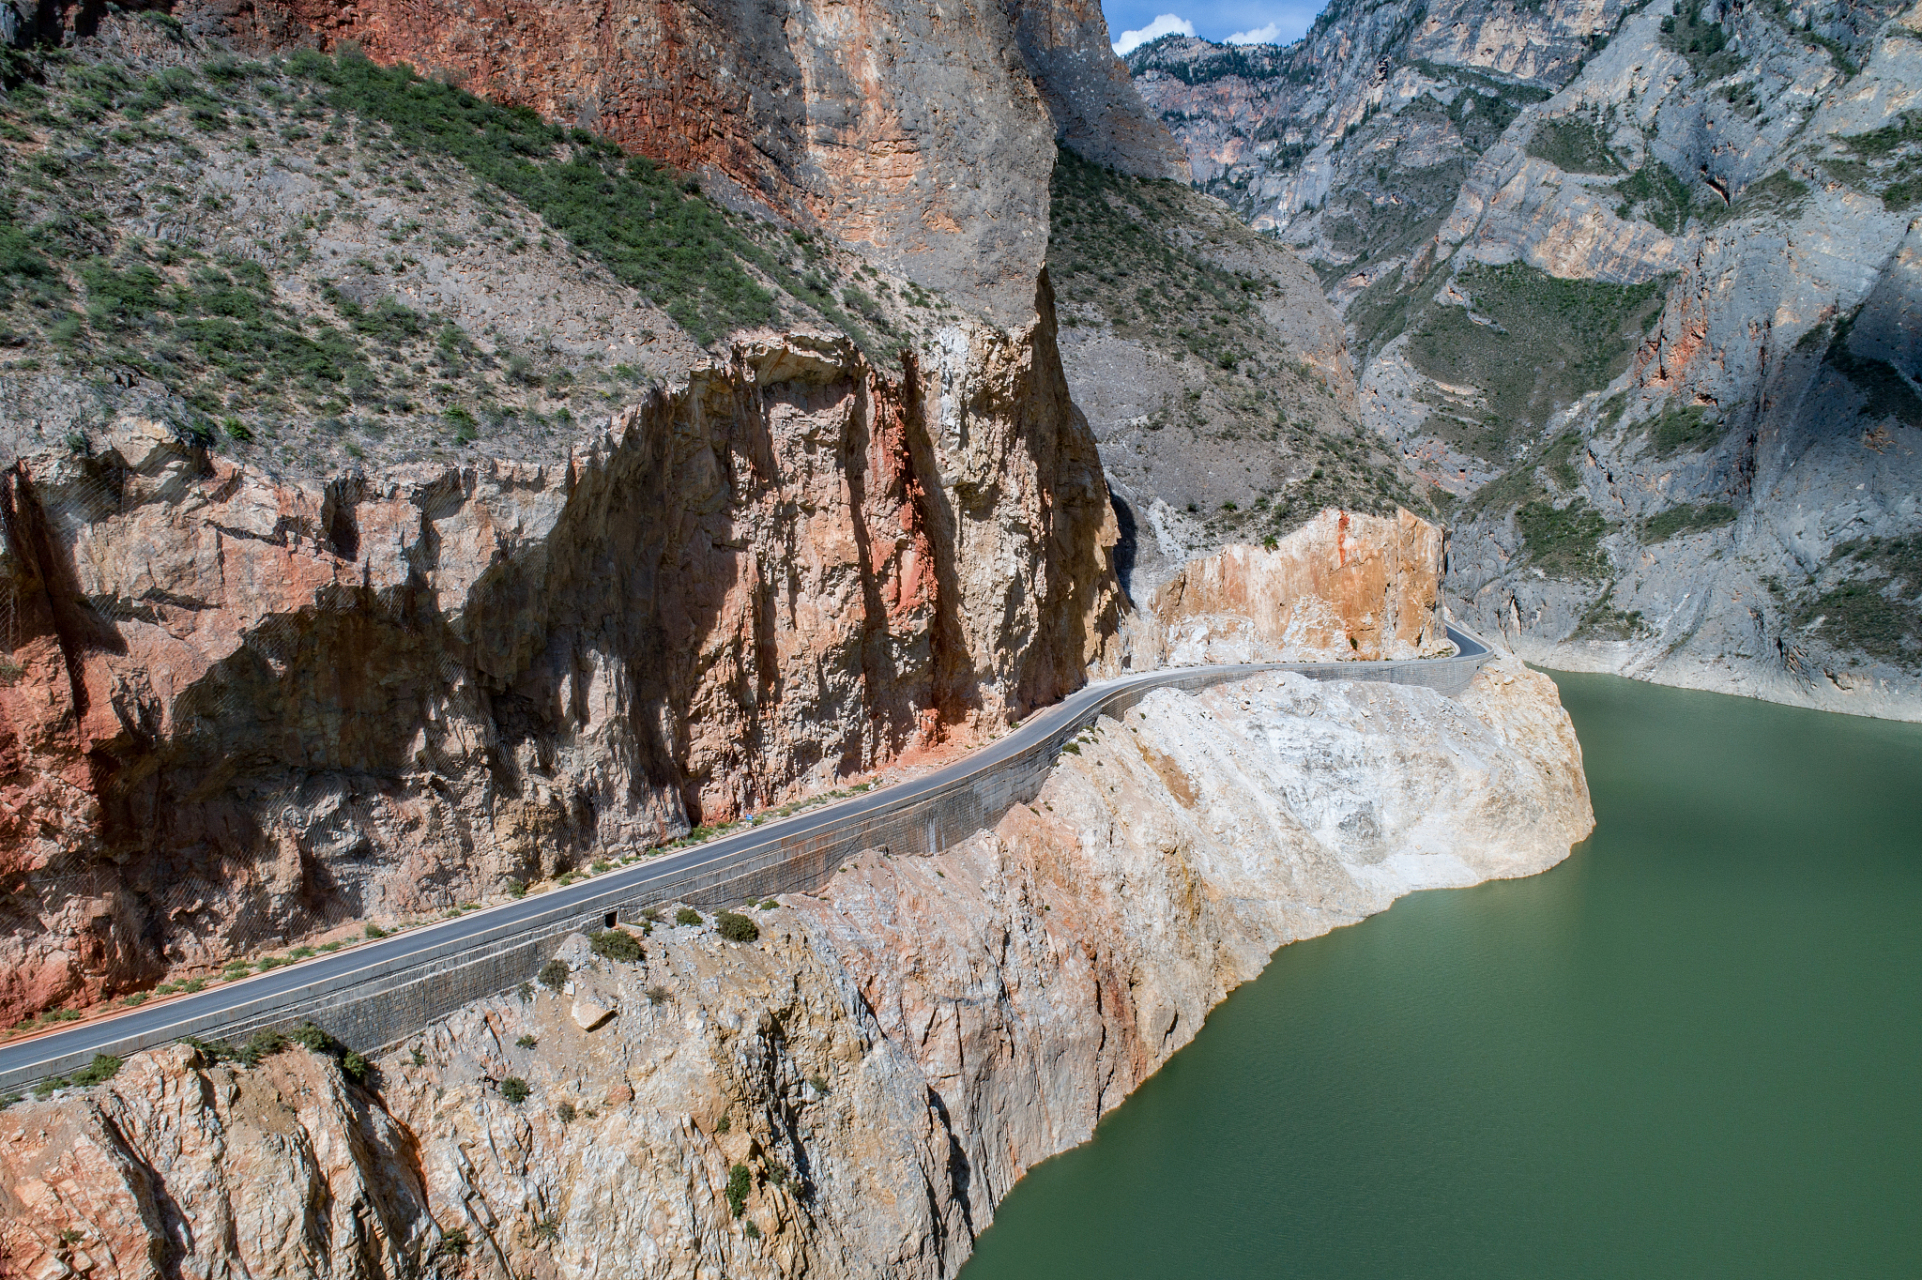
xmin=604 ymin=911 xmax=617 ymax=929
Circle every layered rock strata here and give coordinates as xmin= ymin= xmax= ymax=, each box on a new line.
xmin=0 ymin=317 xmax=1122 ymax=1025
xmin=0 ymin=658 xmax=1591 ymax=1280
xmin=1151 ymin=507 xmax=1451 ymax=663
xmin=1128 ymin=0 xmax=1922 ymax=716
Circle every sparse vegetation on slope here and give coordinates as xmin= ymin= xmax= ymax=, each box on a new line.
xmin=291 ymin=49 xmax=776 ymax=343
xmin=1517 ymin=499 xmax=1614 ymax=579
xmin=1526 ymin=116 xmax=1621 ymax=174
xmin=1641 ymin=502 xmax=1738 ymax=542
xmin=0 ymin=39 xmax=948 ymax=474
xmin=1405 ymin=262 xmax=1670 ymax=460
xmin=1047 ymin=146 xmax=1435 ymax=542
xmin=1796 ymin=535 xmax=1922 ymax=666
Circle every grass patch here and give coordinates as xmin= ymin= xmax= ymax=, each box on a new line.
xmin=290 ymin=49 xmax=773 ymax=343
xmin=1644 ymin=403 xmax=1723 ymax=456
xmin=1526 ymin=117 xmax=1621 ymax=174
xmin=1641 ymin=501 xmax=1738 ymax=542
xmin=1796 ymin=535 xmax=1922 ymax=665
xmin=1405 ymin=262 xmax=1669 ymax=451
xmin=1517 ymin=500 xmax=1613 ymax=579
xmin=1614 ymin=161 xmax=1693 ymax=233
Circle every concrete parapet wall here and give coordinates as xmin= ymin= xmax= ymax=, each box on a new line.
xmin=0 ymin=640 xmax=1492 ymax=1092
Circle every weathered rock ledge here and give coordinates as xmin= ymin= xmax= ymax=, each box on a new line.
xmin=0 ymin=657 xmax=1591 ymax=1279
xmin=0 ymin=313 xmax=1121 ymax=1026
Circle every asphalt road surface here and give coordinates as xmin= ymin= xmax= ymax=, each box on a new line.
xmin=0 ymin=627 xmax=1488 ymax=1085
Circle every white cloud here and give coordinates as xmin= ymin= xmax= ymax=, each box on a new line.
xmin=1113 ymin=13 xmax=1195 ymax=56
xmin=1225 ymin=21 xmax=1283 ymax=44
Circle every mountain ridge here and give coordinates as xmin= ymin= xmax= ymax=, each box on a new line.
xmin=1129 ymin=0 xmax=1922 ymax=718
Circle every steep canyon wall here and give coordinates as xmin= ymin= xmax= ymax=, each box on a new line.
xmin=0 ymin=321 xmax=1122 ymax=1026
xmin=1128 ymin=0 xmax=1922 ymax=717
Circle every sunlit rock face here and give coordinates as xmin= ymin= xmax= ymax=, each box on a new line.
xmin=1151 ymin=507 xmax=1451 ymax=663
xmin=1129 ymin=0 xmax=1922 ymax=717
xmin=0 ymin=317 xmax=1123 ymax=1025
xmin=0 ymin=657 xmax=1590 ymax=1280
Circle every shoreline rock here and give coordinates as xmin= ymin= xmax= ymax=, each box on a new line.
xmin=0 ymin=658 xmax=1591 ymax=1279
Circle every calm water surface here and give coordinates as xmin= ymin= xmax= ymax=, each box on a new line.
xmin=960 ymin=672 xmax=1922 ymax=1279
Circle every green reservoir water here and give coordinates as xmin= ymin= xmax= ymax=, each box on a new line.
xmin=960 ymin=672 xmax=1922 ymax=1279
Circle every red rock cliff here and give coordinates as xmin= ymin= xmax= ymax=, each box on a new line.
xmin=0 ymin=312 xmax=1120 ymax=1024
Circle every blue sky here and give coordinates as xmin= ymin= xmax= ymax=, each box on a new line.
xmin=1104 ymin=0 xmax=1323 ymax=53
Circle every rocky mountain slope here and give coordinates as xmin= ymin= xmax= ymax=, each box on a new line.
xmin=1045 ymin=145 xmax=1445 ymax=595
xmin=1130 ymin=0 xmax=1922 ymax=718
xmin=0 ymin=657 xmax=1591 ymax=1280
xmin=0 ymin=27 xmax=1131 ymax=1028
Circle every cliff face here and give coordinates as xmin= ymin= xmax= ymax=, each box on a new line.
xmin=152 ymin=0 xmax=1179 ymax=324
xmin=1152 ymin=507 xmax=1450 ymax=663
xmin=1044 ymin=151 xmax=1433 ymax=599
xmin=0 ymin=659 xmax=1591 ymax=1280
xmin=1129 ymin=0 xmax=1922 ymax=717
xmin=0 ymin=319 xmax=1121 ymax=1026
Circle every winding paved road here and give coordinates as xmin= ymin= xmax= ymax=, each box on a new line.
xmin=0 ymin=626 xmax=1489 ymax=1090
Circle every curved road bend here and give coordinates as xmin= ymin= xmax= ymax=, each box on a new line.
xmin=0 ymin=625 xmax=1489 ymax=1083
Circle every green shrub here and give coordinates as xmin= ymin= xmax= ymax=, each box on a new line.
xmin=432 ymin=1228 xmax=470 ymax=1259
xmin=538 ymin=959 xmax=569 ymax=990
xmin=1516 ymin=500 xmax=1613 ymax=579
xmin=1525 ymin=117 xmax=1621 ymax=174
xmin=715 ymin=911 xmax=760 ymax=943
xmin=675 ymin=907 xmax=703 ymax=927
xmin=500 ymin=1076 xmax=531 ymax=1104
xmin=71 ymin=1053 xmax=122 ymax=1086
xmin=239 ymin=1029 xmax=288 ymax=1065
xmin=1641 ymin=502 xmax=1738 ymax=543
xmin=555 ymin=1100 xmax=577 ymax=1123
xmin=516 ymin=1034 xmax=538 ymax=1049
xmin=1647 ymin=405 xmax=1723 ymax=456
xmin=646 ymin=985 xmax=671 ymax=1005
xmin=589 ymin=928 xmax=644 ymax=962
xmin=726 ymin=1163 xmax=752 ymax=1217
xmin=181 ymin=1034 xmax=239 ymax=1063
